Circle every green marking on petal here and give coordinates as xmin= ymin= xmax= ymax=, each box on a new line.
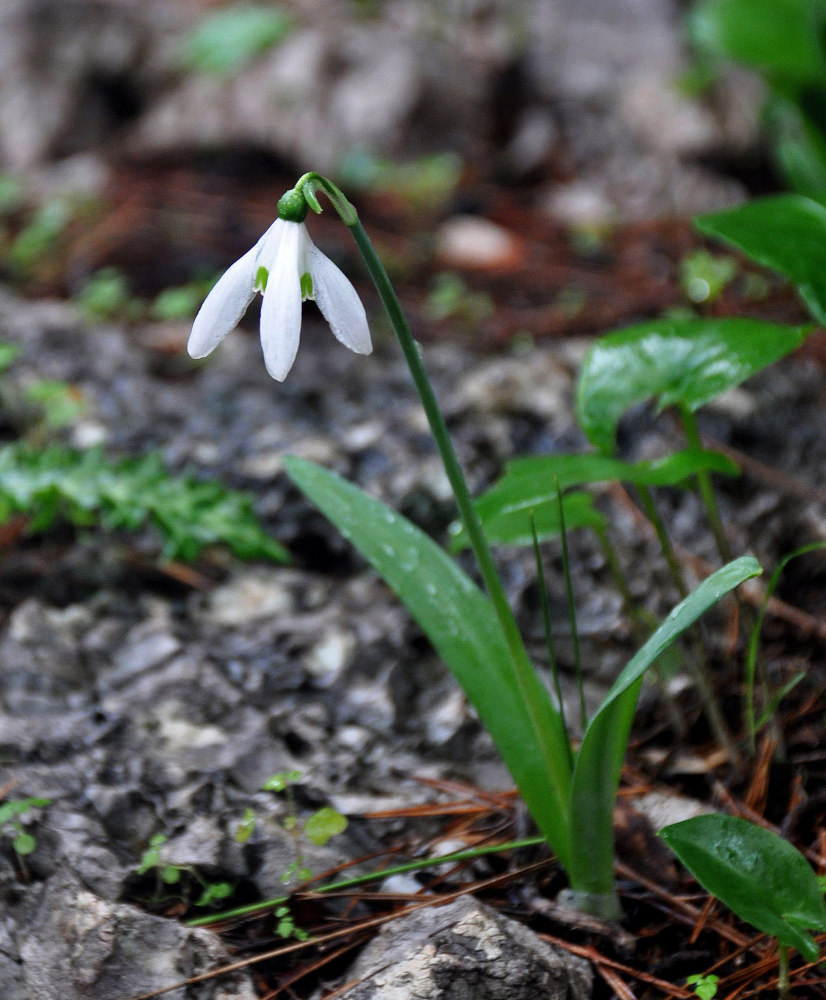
xmin=255 ymin=266 xmax=269 ymax=292
xmin=300 ymin=272 xmax=314 ymax=300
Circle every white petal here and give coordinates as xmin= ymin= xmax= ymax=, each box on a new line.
xmin=259 ymin=221 xmax=304 ymax=381
xmin=309 ymin=245 xmax=372 ymax=355
xmin=255 ymin=217 xmax=286 ymax=270
xmin=188 ymin=245 xmax=259 ymax=358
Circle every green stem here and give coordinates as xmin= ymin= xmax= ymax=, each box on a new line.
xmin=777 ymin=943 xmax=790 ymax=1000
xmin=636 ymin=485 xmax=739 ymax=766
xmin=556 ymin=482 xmax=586 ymax=730
xmin=345 ymin=217 xmax=526 ymax=668
xmin=187 ymin=835 xmax=546 ymax=927
xmin=680 ymin=406 xmax=732 ymax=564
xmin=296 ymin=175 xmax=528 ymax=666
xmin=637 ymin=483 xmax=688 ymax=598
xmin=531 ymin=514 xmax=573 ymax=770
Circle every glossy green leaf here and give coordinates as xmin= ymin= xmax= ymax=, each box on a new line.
xmin=688 ymin=0 xmax=826 ymax=86
xmin=577 ymin=318 xmax=810 ymax=453
xmin=450 ymin=489 xmax=604 ymax=551
xmin=698 ymin=194 xmax=826 ymax=323
xmin=284 ymin=456 xmax=575 ymax=870
xmin=567 ymin=557 xmax=761 ymax=898
xmin=659 ymin=814 xmax=826 ymax=962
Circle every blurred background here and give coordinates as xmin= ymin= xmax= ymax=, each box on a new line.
xmin=0 ymin=0 xmax=807 ymax=342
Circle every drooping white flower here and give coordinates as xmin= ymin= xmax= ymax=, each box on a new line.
xmin=188 ymin=207 xmax=371 ymax=381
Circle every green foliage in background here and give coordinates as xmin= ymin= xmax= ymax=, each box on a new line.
xmin=688 ymin=0 xmax=826 ymax=194
xmin=0 ymin=443 xmax=288 ymax=563
xmin=181 ymin=3 xmax=293 ymax=76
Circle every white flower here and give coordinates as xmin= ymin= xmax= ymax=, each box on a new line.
xmin=188 ymin=218 xmax=372 ymax=381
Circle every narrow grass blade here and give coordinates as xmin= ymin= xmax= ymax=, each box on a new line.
xmin=567 ymin=557 xmax=762 ymax=898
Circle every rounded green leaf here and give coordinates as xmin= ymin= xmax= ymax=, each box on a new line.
xmin=304 ymin=807 xmax=348 ymax=847
xmin=698 ymin=194 xmax=826 ymax=322
xmin=13 ymin=832 xmax=36 ymax=856
xmin=659 ymin=814 xmax=826 ymax=962
xmin=577 ymin=317 xmax=811 ymax=453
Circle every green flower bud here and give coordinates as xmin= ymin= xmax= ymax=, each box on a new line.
xmin=277 ymin=188 xmax=309 ymax=223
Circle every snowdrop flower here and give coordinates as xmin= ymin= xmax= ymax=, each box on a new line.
xmin=188 ymin=189 xmax=371 ymax=381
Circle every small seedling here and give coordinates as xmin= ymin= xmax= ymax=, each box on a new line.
xmin=137 ymin=833 xmax=234 ymax=909
xmin=686 ymin=973 xmax=719 ymax=1000
xmin=262 ymin=770 xmax=348 ymax=885
xmin=0 ymin=797 xmax=51 ymax=858
xmin=234 ymin=807 xmax=256 ymax=845
xmin=274 ymin=904 xmax=309 ymax=941
xmin=679 ymin=249 xmax=738 ymax=304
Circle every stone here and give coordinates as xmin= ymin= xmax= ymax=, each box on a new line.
xmin=16 ymin=871 xmax=258 ymax=1000
xmin=435 ymin=216 xmax=523 ymax=271
xmin=325 ymin=894 xmax=592 ymax=999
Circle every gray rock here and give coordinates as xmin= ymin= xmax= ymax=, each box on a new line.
xmin=16 ymin=871 xmax=257 ymax=1000
xmin=325 ymin=894 xmax=592 ymax=999
xmin=0 ymin=0 xmax=184 ymax=171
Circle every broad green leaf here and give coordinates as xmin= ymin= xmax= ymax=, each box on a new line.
xmin=284 ymin=456 xmax=575 ymax=870
xmin=688 ymin=0 xmax=826 ymax=86
xmin=698 ymin=194 xmax=826 ymax=322
xmin=461 ymin=449 xmax=739 ymax=549
xmin=659 ymin=814 xmax=826 ymax=962
xmin=567 ymin=557 xmax=761 ymax=897
xmin=450 ymin=490 xmax=604 ymax=551
xmin=577 ymin=318 xmax=810 ymax=453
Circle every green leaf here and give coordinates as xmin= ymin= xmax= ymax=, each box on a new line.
xmin=765 ymin=92 xmax=826 ymax=196
xmin=12 ymin=832 xmax=36 ymax=855
xmin=0 ymin=797 xmax=51 ymax=826
xmin=686 ymin=974 xmax=720 ymax=1000
xmin=456 ymin=449 xmax=739 ymax=551
xmin=659 ymin=814 xmax=826 ymax=962
xmin=576 ymin=318 xmax=811 ymax=453
xmin=688 ymin=0 xmax=826 ymax=86
xmin=450 ymin=489 xmax=604 ymax=551
xmin=262 ymin=770 xmax=302 ymax=792
xmin=284 ymin=455 xmax=575 ymax=871
xmin=181 ymin=3 xmax=293 ymax=76
xmin=698 ymin=194 xmax=826 ymax=323
xmin=567 ymin=557 xmax=761 ymax=897
xmin=162 ymin=865 xmax=181 ymax=885
xmin=0 ymin=342 xmax=20 ymax=372
xmin=304 ymin=807 xmax=348 ymax=846
xmin=196 ymin=881 xmax=233 ymax=907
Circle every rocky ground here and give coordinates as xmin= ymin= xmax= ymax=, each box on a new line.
xmin=1 ymin=271 xmax=826 ymax=997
